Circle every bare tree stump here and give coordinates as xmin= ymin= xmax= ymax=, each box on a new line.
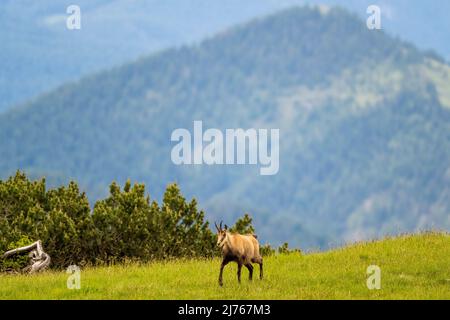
xmin=3 ymin=240 xmax=51 ymax=273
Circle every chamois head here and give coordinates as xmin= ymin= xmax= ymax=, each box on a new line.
xmin=215 ymin=221 xmax=228 ymax=247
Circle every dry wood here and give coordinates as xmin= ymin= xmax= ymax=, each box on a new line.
xmin=3 ymin=240 xmax=51 ymax=273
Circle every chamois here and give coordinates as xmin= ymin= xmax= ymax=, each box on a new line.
xmin=215 ymin=221 xmax=263 ymax=286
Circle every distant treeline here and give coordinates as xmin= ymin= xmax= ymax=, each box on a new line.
xmin=0 ymin=172 xmax=292 ymax=271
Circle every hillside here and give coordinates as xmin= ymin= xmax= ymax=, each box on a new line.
xmin=2 ymin=0 xmax=450 ymax=113
xmin=1 ymin=7 xmax=450 ymax=248
xmin=1 ymin=233 xmax=449 ymax=299
xmin=1 ymin=0 xmax=282 ymax=112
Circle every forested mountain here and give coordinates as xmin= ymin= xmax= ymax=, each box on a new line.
xmin=1 ymin=7 xmax=450 ymax=249
xmin=1 ymin=0 xmax=449 ymax=113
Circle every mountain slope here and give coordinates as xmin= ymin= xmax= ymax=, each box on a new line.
xmin=1 ymin=233 xmax=449 ymax=299
xmin=2 ymin=0 xmax=450 ymax=113
xmin=1 ymin=7 xmax=450 ymax=248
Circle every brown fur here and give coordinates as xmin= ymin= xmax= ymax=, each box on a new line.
xmin=215 ymin=222 xmax=263 ymax=286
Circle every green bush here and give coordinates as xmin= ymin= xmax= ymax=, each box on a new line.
xmin=0 ymin=172 xmax=94 ymax=269
xmin=229 ymin=213 xmax=255 ymax=234
xmin=0 ymin=235 xmax=33 ymax=272
xmin=91 ymin=181 xmax=216 ymax=263
xmin=1 ymin=172 xmax=280 ymax=270
xmin=260 ymin=244 xmax=276 ymax=257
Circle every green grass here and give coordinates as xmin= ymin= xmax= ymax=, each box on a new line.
xmin=1 ymin=233 xmax=449 ymax=299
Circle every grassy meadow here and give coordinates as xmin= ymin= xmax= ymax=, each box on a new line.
xmin=0 ymin=233 xmax=449 ymax=300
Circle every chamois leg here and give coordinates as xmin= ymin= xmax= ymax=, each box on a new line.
xmin=237 ymin=262 xmax=243 ymax=283
xmin=259 ymin=258 xmax=263 ymax=280
xmin=245 ymin=263 xmax=254 ymax=281
xmin=219 ymin=258 xmax=230 ymax=286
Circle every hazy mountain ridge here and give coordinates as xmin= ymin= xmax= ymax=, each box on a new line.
xmin=1 ymin=6 xmax=450 ymax=248
xmin=1 ymin=0 xmax=450 ymax=113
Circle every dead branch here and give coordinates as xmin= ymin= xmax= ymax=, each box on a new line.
xmin=3 ymin=240 xmax=51 ymax=273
